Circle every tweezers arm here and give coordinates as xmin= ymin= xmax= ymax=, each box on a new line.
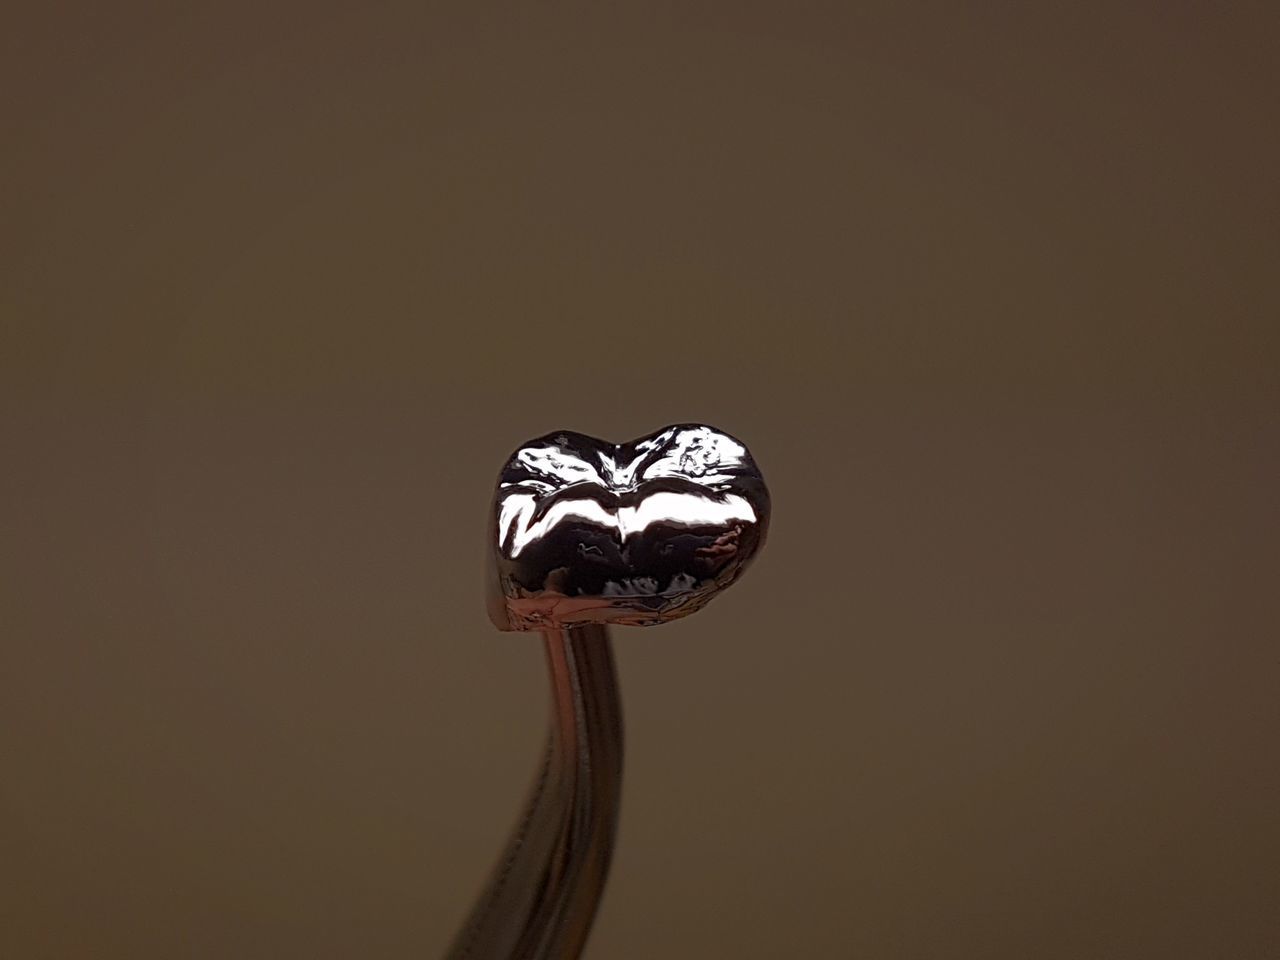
xmin=446 ymin=623 xmax=623 ymax=960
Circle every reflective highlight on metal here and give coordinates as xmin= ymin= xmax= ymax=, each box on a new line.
xmin=487 ymin=424 xmax=770 ymax=632
xmin=448 ymin=424 xmax=769 ymax=960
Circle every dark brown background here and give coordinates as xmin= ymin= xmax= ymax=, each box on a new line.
xmin=3 ymin=4 xmax=1277 ymax=958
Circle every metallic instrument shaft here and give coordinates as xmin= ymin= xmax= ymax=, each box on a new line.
xmin=446 ymin=623 xmax=623 ymax=960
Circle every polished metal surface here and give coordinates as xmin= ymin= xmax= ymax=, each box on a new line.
xmin=445 ymin=624 xmax=621 ymax=960
xmin=488 ymin=424 xmax=770 ymax=633
xmin=452 ymin=424 xmax=769 ymax=960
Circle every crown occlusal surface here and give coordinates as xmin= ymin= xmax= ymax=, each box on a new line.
xmin=487 ymin=424 xmax=771 ymax=631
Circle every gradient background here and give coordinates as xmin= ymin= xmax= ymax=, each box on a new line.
xmin=3 ymin=4 xmax=1277 ymax=958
